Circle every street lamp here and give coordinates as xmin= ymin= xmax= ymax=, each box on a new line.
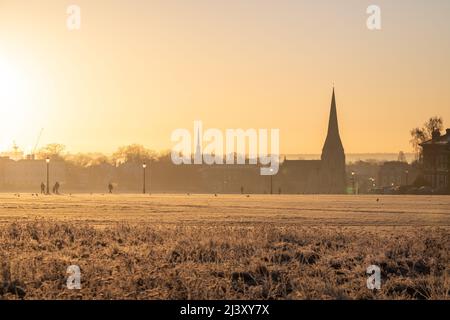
xmin=351 ymin=171 xmax=356 ymax=195
xmin=270 ymin=168 xmax=274 ymax=195
xmin=142 ymin=162 xmax=147 ymax=194
xmin=46 ymin=157 xmax=50 ymax=195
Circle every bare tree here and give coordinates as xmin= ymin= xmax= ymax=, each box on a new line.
xmin=66 ymin=153 xmax=111 ymax=167
xmin=410 ymin=116 xmax=444 ymax=159
xmin=424 ymin=116 xmax=444 ymax=136
xmin=36 ymin=143 xmax=66 ymax=160
xmin=112 ymin=144 xmax=156 ymax=164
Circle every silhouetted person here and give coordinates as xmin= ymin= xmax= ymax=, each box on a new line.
xmin=53 ymin=182 xmax=60 ymax=195
xmin=240 ymin=186 xmax=244 ymax=194
xmin=108 ymin=183 xmax=113 ymax=194
xmin=40 ymin=182 xmax=45 ymax=194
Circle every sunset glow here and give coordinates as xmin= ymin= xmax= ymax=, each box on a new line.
xmin=0 ymin=0 xmax=449 ymax=155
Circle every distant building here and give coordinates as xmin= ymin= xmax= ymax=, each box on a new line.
xmin=378 ymin=161 xmax=418 ymax=188
xmin=279 ymin=160 xmax=322 ymax=193
xmin=346 ymin=160 xmax=381 ymax=193
xmin=278 ymin=88 xmax=347 ymax=194
xmin=420 ymin=129 xmax=450 ymax=192
xmin=0 ymin=143 xmax=24 ymax=161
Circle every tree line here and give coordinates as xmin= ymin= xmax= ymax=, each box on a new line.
xmin=35 ymin=144 xmax=171 ymax=167
xmin=33 ymin=116 xmax=445 ymax=168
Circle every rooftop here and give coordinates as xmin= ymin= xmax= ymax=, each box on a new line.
xmin=420 ymin=129 xmax=450 ymax=146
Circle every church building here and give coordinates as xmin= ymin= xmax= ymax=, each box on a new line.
xmin=278 ymin=88 xmax=347 ymax=194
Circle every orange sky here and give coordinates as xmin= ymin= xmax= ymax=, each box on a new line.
xmin=1 ymin=0 xmax=449 ymax=155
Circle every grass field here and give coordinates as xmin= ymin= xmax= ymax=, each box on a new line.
xmin=0 ymin=194 xmax=448 ymax=299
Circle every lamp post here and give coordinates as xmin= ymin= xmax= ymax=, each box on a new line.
xmin=368 ymin=177 xmax=376 ymax=193
xmin=142 ymin=162 xmax=147 ymax=194
xmin=270 ymin=168 xmax=274 ymax=195
xmin=46 ymin=157 xmax=50 ymax=195
xmin=149 ymin=159 xmax=153 ymax=194
xmin=351 ymin=171 xmax=356 ymax=195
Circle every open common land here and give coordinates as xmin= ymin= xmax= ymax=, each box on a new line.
xmin=0 ymin=194 xmax=448 ymax=299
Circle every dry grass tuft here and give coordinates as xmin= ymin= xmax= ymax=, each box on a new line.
xmin=0 ymin=222 xmax=448 ymax=300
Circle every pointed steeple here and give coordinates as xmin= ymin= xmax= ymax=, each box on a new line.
xmin=328 ymin=87 xmax=339 ymax=135
xmin=194 ymin=126 xmax=202 ymax=164
xmin=322 ymin=87 xmax=344 ymax=158
xmin=320 ymin=87 xmax=346 ymax=194
xmin=196 ymin=127 xmax=201 ymax=147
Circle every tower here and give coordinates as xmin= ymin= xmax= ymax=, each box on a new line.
xmin=320 ymin=88 xmax=346 ymax=193
xmin=194 ymin=127 xmax=202 ymax=164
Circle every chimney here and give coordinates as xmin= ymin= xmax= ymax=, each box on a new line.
xmin=431 ymin=130 xmax=441 ymax=140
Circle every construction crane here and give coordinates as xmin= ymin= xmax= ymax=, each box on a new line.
xmin=31 ymin=128 xmax=44 ymax=160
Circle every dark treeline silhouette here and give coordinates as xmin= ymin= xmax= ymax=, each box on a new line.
xmin=0 ymin=143 xmax=280 ymax=194
xmin=0 ymin=142 xmax=439 ymax=194
xmin=0 ymin=113 xmax=447 ymax=195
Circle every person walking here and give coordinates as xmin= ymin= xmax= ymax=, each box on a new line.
xmin=53 ymin=182 xmax=60 ymax=195
xmin=40 ymin=182 xmax=45 ymax=194
xmin=108 ymin=183 xmax=113 ymax=194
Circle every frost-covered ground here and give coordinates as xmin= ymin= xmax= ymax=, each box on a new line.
xmin=0 ymin=193 xmax=448 ymax=226
xmin=0 ymin=194 xmax=448 ymax=299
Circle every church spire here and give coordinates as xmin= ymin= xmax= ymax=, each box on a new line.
xmin=320 ymin=87 xmax=346 ymax=194
xmin=197 ymin=127 xmax=200 ymax=147
xmin=194 ymin=126 xmax=202 ymax=164
xmin=328 ymin=87 xmax=339 ymax=136
xmin=322 ymin=87 xmax=344 ymax=158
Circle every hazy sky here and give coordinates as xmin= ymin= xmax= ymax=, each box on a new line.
xmin=1 ymin=0 xmax=449 ymax=155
